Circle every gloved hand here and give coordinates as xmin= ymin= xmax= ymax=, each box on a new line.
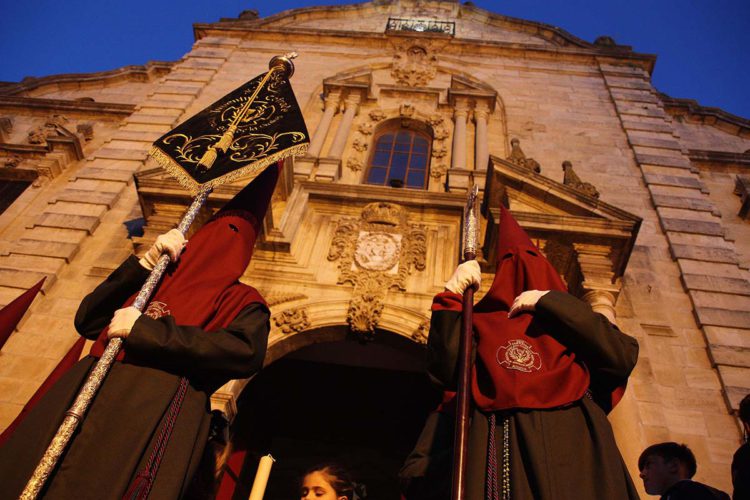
xmin=139 ymin=228 xmax=186 ymax=271
xmin=107 ymin=306 xmax=142 ymax=339
xmin=444 ymin=260 xmax=481 ymax=295
xmin=508 ymin=290 xmax=550 ymax=318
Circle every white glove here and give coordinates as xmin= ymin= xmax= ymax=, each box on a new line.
xmin=139 ymin=229 xmax=186 ymax=271
xmin=444 ymin=260 xmax=481 ymax=295
xmin=508 ymin=290 xmax=550 ymax=318
xmin=107 ymin=306 xmax=142 ymax=339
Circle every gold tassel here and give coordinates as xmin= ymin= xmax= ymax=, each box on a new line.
xmin=215 ymin=129 xmax=234 ymax=153
xmin=198 ymin=147 xmax=218 ymax=170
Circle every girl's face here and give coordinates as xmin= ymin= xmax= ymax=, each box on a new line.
xmin=300 ymin=471 xmax=347 ymax=500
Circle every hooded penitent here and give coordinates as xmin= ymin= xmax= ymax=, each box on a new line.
xmin=89 ymin=164 xmax=280 ymax=360
xmin=469 ymin=205 xmax=590 ymax=411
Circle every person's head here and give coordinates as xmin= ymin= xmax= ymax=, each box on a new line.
xmin=300 ymin=463 xmax=353 ymax=500
xmin=638 ymin=442 xmax=697 ymax=495
xmin=739 ymin=393 xmax=750 ymax=437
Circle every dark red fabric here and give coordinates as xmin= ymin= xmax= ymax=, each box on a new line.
xmin=90 ymin=164 xmax=279 ymax=360
xmin=470 ymin=205 xmax=590 ymax=411
xmin=216 ymin=448 xmax=248 ymax=500
xmin=0 ymin=336 xmax=85 ymax=446
xmin=0 ymin=277 xmax=45 ymax=350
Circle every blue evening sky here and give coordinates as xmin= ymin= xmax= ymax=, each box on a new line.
xmin=1 ymin=1 xmax=748 ymax=118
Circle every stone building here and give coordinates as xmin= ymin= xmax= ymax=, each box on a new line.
xmin=0 ymin=1 xmax=748 ymax=496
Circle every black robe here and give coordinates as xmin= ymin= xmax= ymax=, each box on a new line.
xmin=0 ymin=256 xmax=269 ymax=500
xmin=400 ymin=291 xmax=640 ymax=500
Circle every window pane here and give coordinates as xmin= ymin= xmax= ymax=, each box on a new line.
xmin=390 ymin=153 xmax=408 ymax=180
xmin=407 ymin=171 xmax=426 ymax=188
xmin=413 ymin=138 xmax=428 ymax=154
xmin=396 ymin=131 xmax=413 ymax=143
xmin=377 ymin=134 xmax=394 ymax=147
xmin=372 ymin=151 xmax=391 ymax=166
xmin=394 ymin=141 xmax=410 ymax=152
xmin=367 ymin=167 xmax=387 ymax=185
xmin=409 ymin=154 xmax=426 ymax=170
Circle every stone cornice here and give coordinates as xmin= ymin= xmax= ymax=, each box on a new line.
xmin=0 ymin=61 xmax=174 ymax=97
xmin=0 ymin=95 xmax=135 ymax=119
xmin=688 ymin=149 xmax=750 ymax=167
xmin=660 ymin=93 xmax=750 ymax=136
xmin=193 ymin=24 xmax=656 ymax=73
xmin=202 ymin=0 xmax=618 ymax=52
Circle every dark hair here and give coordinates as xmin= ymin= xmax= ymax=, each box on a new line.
xmin=638 ymin=442 xmax=697 ymax=478
xmin=739 ymin=393 xmax=750 ymax=425
xmin=303 ymin=463 xmax=354 ymax=499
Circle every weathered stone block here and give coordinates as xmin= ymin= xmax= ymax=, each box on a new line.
xmin=643 ymin=173 xmax=702 ymax=190
xmin=662 ymin=218 xmax=724 ymax=236
xmin=671 ymin=244 xmax=738 ymax=264
xmin=32 ymin=213 xmax=100 ymax=234
xmin=651 ymin=194 xmax=715 ymax=213
xmin=72 ymin=167 xmax=134 ymax=183
xmin=52 ymin=189 xmax=121 ymax=208
xmin=683 ymin=274 xmax=750 ymax=296
xmin=0 ymin=269 xmax=54 ymax=291
xmin=694 ymin=307 xmax=750 ymax=329
xmin=636 ymin=153 xmax=692 ymax=169
xmin=621 ymin=118 xmax=675 ymax=134
xmin=7 ymin=239 xmax=79 ymax=262
xmin=93 ymin=147 xmax=149 ymax=161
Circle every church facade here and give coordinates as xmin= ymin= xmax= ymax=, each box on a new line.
xmin=0 ymin=0 xmax=748 ymax=495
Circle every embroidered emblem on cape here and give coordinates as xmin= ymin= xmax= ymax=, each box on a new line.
xmin=144 ymin=301 xmax=170 ymax=319
xmin=496 ymin=339 xmax=542 ymax=373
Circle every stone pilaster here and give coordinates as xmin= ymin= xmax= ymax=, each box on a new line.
xmin=474 ymin=103 xmax=490 ymax=172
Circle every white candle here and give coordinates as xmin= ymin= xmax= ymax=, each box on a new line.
xmin=248 ymin=454 xmax=275 ymax=500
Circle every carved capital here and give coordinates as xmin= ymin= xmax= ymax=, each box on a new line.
xmin=582 ymin=289 xmax=618 ymax=323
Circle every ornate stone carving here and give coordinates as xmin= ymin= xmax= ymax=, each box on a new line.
xmin=346 ymin=157 xmax=364 ymax=172
xmin=411 ymin=320 xmax=429 ymax=345
xmin=433 ymin=125 xmax=449 ymax=141
xmin=431 ymin=146 xmax=447 ymax=159
xmin=27 ymin=115 xmax=68 ymax=145
xmin=400 ymin=104 xmax=416 ymax=118
xmin=0 ymin=117 xmax=13 ymax=138
xmin=428 ymin=114 xmax=444 ymax=127
xmin=352 ymin=137 xmax=368 ymax=152
xmin=369 ymin=108 xmax=386 ymax=122
xmin=430 ymin=163 xmax=448 ymax=179
xmin=327 ymin=202 xmax=427 ymax=339
xmin=357 ymin=122 xmax=374 ymax=135
xmin=264 ymin=292 xmax=308 ymax=307
xmin=3 ymin=155 xmax=22 ymax=168
xmin=274 ymin=307 xmax=311 ymax=334
xmin=76 ymin=123 xmax=94 ymax=142
xmin=507 ymin=138 xmax=541 ymax=173
xmin=562 ymin=161 xmax=599 ymax=198
xmin=392 ymin=44 xmax=438 ymax=87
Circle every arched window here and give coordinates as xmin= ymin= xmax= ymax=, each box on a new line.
xmin=366 ymin=128 xmax=431 ymax=189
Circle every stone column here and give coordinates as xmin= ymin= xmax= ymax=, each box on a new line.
xmin=327 ymin=92 xmax=360 ymax=160
xmin=576 ymin=244 xmax=643 ymax=492
xmin=307 ymin=91 xmax=340 ymax=159
xmin=474 ymin=102 xmax=490 ymax=172
xmin=451 ymin=99 xmax=468 ymax=170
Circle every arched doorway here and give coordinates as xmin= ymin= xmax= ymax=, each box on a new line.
xmin=227 ymin=326 xmax=440 ymax=499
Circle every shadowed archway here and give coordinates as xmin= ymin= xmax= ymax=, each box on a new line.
xmin=227 ymin=326 xmax=440 ymax=499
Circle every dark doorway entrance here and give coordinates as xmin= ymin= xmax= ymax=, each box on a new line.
xmin=229 ymin=330 xmax=440 ymax=499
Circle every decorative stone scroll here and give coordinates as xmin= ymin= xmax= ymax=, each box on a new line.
xmin=328 ymin=202 xmax=427 ymax=338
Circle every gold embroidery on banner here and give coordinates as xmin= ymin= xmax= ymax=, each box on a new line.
xmin=496 ymin=339 xmax=542 ymax=373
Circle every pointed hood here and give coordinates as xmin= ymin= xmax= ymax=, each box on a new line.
xmin=0 ymin=277 xmax=45 ymax=350
xmin=90 ymin=165 xmax=279 ymax=361
xmin=470 ymin=205 xmax=589 ymax=411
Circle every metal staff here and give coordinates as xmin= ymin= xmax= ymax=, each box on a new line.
xmin=20 ymin=186 xmax=211 ymax=499
xmin=21 ymin=52 xmax=303 ymax=500
xmin=452 ymin=184 xmax=480 ymax=500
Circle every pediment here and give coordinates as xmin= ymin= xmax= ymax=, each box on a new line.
xmin=211 ymin=1 xmax=591 ymax=50
xmin=481 ymin=156 xmax=641 ymax=287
